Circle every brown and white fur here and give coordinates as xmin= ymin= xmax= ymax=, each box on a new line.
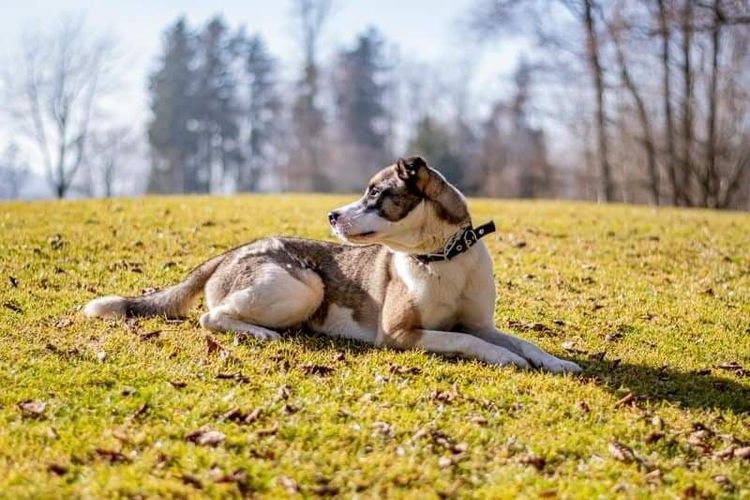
xmin=84 ymin=156 xmax=581 ymax=373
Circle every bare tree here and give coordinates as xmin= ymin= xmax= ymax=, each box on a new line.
xmin=678 ymin=0 xmax=694 ymax=205
xmin=88 ymin=127 xmax=135 ymax=197
xmin=655 ymin=0 xmax=682 ymax=205
xmin=2 ymin=17 xmax=114 ymax=198
xmin=0 ymin=143 xmax=29 ymax=199
xmin=608 ymin=8 xmax=660 ymax=204
xmin=582 ymin=0 xmax=614 ymax=201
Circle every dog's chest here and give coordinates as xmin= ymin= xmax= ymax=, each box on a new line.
xmin=394 ymin=254 xmax=473 ymax=330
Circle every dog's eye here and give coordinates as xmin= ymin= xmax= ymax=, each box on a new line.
xmin=368 ymin=187 xmax=380 ymax=198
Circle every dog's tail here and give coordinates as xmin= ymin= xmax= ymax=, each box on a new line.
xmin=83 ymin=254 xmax=226 ymax=319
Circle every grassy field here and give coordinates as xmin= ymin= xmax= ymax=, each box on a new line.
xmin=1 ymin=194 xmax=749 ymax=498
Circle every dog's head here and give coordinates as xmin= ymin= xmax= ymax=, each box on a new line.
xmin=328 ymin=156 xmax=470 ymax=254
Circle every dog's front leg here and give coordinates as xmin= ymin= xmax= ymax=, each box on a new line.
xmin=467 ymin=326 xmax=582 ymax=374
xmin=410 ymin=330 xmax=531 ymax=369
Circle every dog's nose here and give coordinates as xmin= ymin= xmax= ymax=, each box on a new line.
xmin=328 ymin=211 xmax=340 ymax=226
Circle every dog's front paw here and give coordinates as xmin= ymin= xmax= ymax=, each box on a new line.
xmin=535 ymin=357 xmax=582 ymax=374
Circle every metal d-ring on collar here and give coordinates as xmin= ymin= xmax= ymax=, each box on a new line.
xmin=413 ymin=221 xmax=496 ymax=264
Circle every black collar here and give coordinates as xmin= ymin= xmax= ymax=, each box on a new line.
xmin=413 ymin=221 xmax=496 ymax=264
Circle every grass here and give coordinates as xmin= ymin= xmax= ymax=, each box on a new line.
xmin=1 ymin=194 xmax=749 ymax=498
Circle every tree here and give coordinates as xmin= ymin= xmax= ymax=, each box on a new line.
xmin=474 ymin=59 xmax=553 ymax=199
xmin=0 ymin=143 xmax=29 ymax=199
xmin=2 ymin=17 xmax=114 ymax=198
xmin=409 ymin=116 xmax=464 ymax=187
xmin=288 ymin=0 xmax=332 ymax=191
xmin=581 ymin=0 xmax=614 ymax=202
xmin=88 ymin=127 xmax=135 ymax=197
xmin=147 ymin=18 xmax=198 ymax=194
xmin=238 ymin=35 xmax=282 ymax=192
xmin=608 ymin=8 xmax=660 ymax=205
xmin=192 ymin=17 xmax=242 ymax=193
xmin=656 ymin=0 xmax=681 ymax=205
xmin=331 ymin=28 xmax=392 ymax=190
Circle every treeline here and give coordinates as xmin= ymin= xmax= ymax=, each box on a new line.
xmin=146 ymin=15 xmax=394 ymax=194
xmin=472 ymin=0 xmax=750 ymax=208
xmin=144 ymin=8 xmax=556 ymax=198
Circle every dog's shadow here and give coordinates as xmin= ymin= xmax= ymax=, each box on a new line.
xmin=574 ymin=357 xmax=750 ymax=414
xmin=274 ymin=330 xmax=750 ymax=414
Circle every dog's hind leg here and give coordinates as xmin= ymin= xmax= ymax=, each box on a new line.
xmin=200 ymin=309 xmax=281 ymax=340
xmin=200 ymin=262 xmax=325 ymax=341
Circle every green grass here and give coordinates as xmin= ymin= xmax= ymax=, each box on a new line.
xmin=1 ymin=195 xmax=749 ymax=498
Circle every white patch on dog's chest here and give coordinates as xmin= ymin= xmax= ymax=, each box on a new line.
xmin=394 ymin=252 xmax=475 ymax=330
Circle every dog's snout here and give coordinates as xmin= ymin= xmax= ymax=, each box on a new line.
xmin=328 ymin=211 xmax=340 ymax=226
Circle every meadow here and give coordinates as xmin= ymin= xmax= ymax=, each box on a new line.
xmin=1 ymin=195 xmax=748 ymax=498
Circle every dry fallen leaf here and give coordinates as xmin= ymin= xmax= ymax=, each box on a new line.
xmin=609 ymin=440 xmax=635 ymax=463
xmin=169 ymin=380 xmax=187 ymax=389
xmin=561 ymin=341 xmax=587 ymax=355
xmin=645 ymin=468 xmax=662 ymax=484
xmin=186 ymin=426 xmax=226 ymax=447
xmin=470 ymin=415 xmax=488 ymax=426
xmin=256 ymin=422 xmax=279 ymax=437
xmin=214 ymin=468 xmax=248 ymax=485
xmin=430 ymin=388 xmax=459 ymax=403
xmin=715 ymin=361 xmax=749 ymax=377
xmin=312 ymin=484 xmax=340 ymax=496
xmin=19 ymin=400 xmax=46 ymax=417
xmin=278 ymin=476 xmax=299 ymax=493
xmin=140 ymin=330 xmax=161 ymax=341
xmin=372 ymin=421 xmax=394 ymax=437
xmin=712 ymin=446 xmax=735 ymax=460
xmin=614 ymin=392 xmax=636 ymax=408
xmin=301 ymin=364 xmax=335 ymax=376
xmin=645 ymin=431 xmax=664 ymax=444
xmin=47 ymin=463 xmax=68 ymax=476
xmin=205 ymin=334 xmax=228 ymax=358
xmin=388 ymin=364 xmax=422 ymax=375
xmin=95 ymin=448 xmax=129 ymax=463
xmin=181 ymin=474 xmax=203 ymax=489
xmin=734 ymin=446 xmax=750 ymax=460
xmin=131 ymin=403 xmax=149 ymax=419
xmin=517 ymin=453 xmax=546 ymax=471
xmin=54 ymin=318 xmax=73 ymax=329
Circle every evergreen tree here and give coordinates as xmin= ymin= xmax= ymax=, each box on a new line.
xmin=334 ymin=27 xmax=390 ymax=170
xmin=238 ymin=35 xmax=281 ymax=191
xmin=409 ymin=116 xmax=463 ymax=188
xmin=147 ymin=18 xmax=197 ymax=193
xmin=193 ymin=17 xmax=242 ymax=193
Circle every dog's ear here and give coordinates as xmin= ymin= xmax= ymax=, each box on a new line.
xmin=396 ymin=156 xmax=432 ymax=193
xmin=396 ymin=155 xmax=469 ymax=224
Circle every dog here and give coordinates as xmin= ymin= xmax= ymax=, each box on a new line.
xmin=84 ymin=156 xmax=581 ymax=373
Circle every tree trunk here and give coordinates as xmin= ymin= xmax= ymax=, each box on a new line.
xmin=583 ymin=0 xmax=614 ymax=202
xmin=705 ymin=1 xmax=722 ymax=208
xmin=679 ymin=0 xmax=694 ymax=206
xmin=657 ymin=0 xmax=679 ymax=205
xmin=610 ymin=20 xmax=659 ymax=205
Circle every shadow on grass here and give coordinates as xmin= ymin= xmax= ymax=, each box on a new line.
xmin=572 ymin=357 xmax=750 ymax=414
xmin=278 ymin=329 xmax=750 ymax=414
